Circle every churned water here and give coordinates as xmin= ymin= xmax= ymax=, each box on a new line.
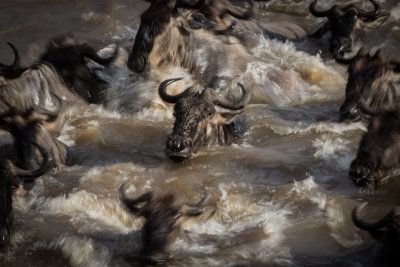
xmin=0 ymin=0 xmax=400 ymax=266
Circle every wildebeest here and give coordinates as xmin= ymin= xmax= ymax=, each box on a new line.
xmin=159 ymin=77 xmax=250 ymax=162
xmin=339 ymin=49 xmax=400 ymax=123
xmin=352 ymin=203 xmax=400 ymax=266
xmin=309 ymin=0 xmax=389 ymax=63
xmin=348 ymin=107 xmax=400 ymax=187
xmin=0 ymin=143 xmax=51 ymax=249
xmin=0 ymin=34 xmax=118 ymax=114
xmin=128 ymin=0 xmax=305 ymax=79
xmin=0 ymin=106 xmax=71 ymax=169
xmin=119 ymin=184 xmax=215 ymax=265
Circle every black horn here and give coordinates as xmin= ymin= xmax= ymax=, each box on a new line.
xmin=0 ymin=42 xmax=20 ymax=69
xmin=357 ymin=0 xmax=381 ymax=20
xmin=9 ymin=142 xmax=52 ymax=180
xmin=158 ymin=78 xmax=197 ymax=103
xmin=309 ymin=0 xmax=332 ymax=17
xmin=352 ymin=203 xmax=400 ymax=231
xmin=213 ymin=83 xmax=250 ymax=110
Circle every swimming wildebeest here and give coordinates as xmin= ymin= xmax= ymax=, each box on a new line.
xmin=0 ymin=143 xmax=51 ymax=249
xmin=348 ymin=106 xmax=400 ymax=187
xmin=352 ymin=203 xmax=400 ymax=266
xmin=159 ymin=77 xmax=250 ymax=162
xmin=119 ymin=184 xmax=215 ymax=265
xmin=309 ymin=0 xmax=389 ymax=63
xmin=128 ymin=0 xmax=305 ymax=81
xmin=339 ymin=49 xmax=400 ymax=123
xmin=0 ymin=35 xmax=118 ymax=114
xmin=0 ymin=106 xmax=72 ymax=169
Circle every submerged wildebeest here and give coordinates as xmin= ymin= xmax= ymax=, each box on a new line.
xmin=0 ymin=106 xmax=71 ymax=169
xmin=159 ymin=77 xmax=250 ymax=162
xmin=119 ymin=184 xmax=215 ymax=265
xmin=0 ymin=143 xmax=51 ymax=249
xmin=348 ymin=106 xmax=400 ymax=187
xmin=339 ymin=49 xmax=400 ymax=123
xmin=309 ymin=0 xmax=389 ymax=63
xmin=128 ymin=0 xmax=305 ymax=81
xmin=0 ymin=34 xmax=118 ymax=114
xmin=352 ymin=203 xmax=400 ymax=266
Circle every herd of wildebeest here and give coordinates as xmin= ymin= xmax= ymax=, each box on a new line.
xmin=0 ymin=0 xmax=399 ymax=265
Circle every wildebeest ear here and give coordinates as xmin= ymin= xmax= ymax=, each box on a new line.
xmin=218 ymin=111 xmax=242 ymax=125
xmin=361 ymin=13 xmax=390 ymax=28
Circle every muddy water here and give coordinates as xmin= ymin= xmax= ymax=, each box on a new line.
xmin=0 ymin=0 xmax=400 ymax=266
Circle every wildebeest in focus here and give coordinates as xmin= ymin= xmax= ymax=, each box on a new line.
xmin=352 ymin=203 xmax=400 ymax=266
xmin=309 ymin=0 xmax=389 ymax=63
xmin=159 ymin=77 xmax=250 ymax=162
xmin=119 ymin=184 xmax=215 ymax=265
xmin=0 ymin=143 xmax=51 ymax=249
xmin=339 ymin=49 xmax=400 ymax=123
xmin=348 ymin=106 xmax=400 ymax=188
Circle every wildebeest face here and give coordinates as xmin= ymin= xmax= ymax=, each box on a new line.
xmin=40 ymin=34 xmax=117 ymax=103
xmin=339 ymin=50 xmax=400 ymax=123
xmin=159 ymin=78 xmax=249 ymax=162
xmin=309 ymin=0 xmax=388 ymax=63
xmin=127 ymin=0 xmax=205 ymax=73
xmin=349 ymin=111 xmax=400 ymax=187
xmin=119 ymin=184 xmax=215 ymax=265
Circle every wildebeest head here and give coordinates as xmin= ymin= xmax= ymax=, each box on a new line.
xmin=0 ymin=143 xmax=51 ymax=249
xmin=127 ymin=0 xmax=205 ymax=73
xmin=352 ymin=203 xmax=400 ymax=262
xmin=159 ymin=78 xmax=250 ymax=162
xmin=40 ymin=34 xmax=118 ymax=103
xmin=0 ymin=42 xmax=25 ymax=80
xmin=349 ymin=108 xmax=400 ymax=187
xmin=0 ymin=106 xmax=67 ymax=170
xmin=119 ymin=184 xmax=215 ymax=265
xmin=339 ymin=50 xmax=400 ymax=122
xmin=309 ymin=0 xmax=388 ymax=63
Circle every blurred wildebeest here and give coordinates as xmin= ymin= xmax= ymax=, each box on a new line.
xmin=128 ymin=0 xmax=305 ymax=80
xmin=352 ymin=203 xmax=400 ymax=266
xmin=339 ymin=49 xmax=400 ymax=123
xmin=0 ymin=42 xmax=26 ymax=80
xmin=159 ymin=77 xmax=250 ymax=162
xmin=0 ymin=106 xmax=72 ymax=170
xmin=119 ymin=184 xmax=215 ymax=265
xmin=0 ymin=34 xmax=118 ymax=115
xmin=309 ymin=0 xmax=389 ymax=63
xmin=0 ymin=143 xmax=51 ymax=249
xmin=348 ymin=106 xmax=400 ymax=187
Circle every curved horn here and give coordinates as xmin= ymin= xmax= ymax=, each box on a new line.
xmin=78 ymin=44 xmax=118 ymax=65
xmin=158 ymin=78 xmax=197 ymax=103
xmin=352 ymin=202 xmax=400 ymax=231
xmin=213 ymin=83 xmax=250 ymax=110
xmin=10 ymin=142 xmax=52 ymax=180
xmin=175 ymin=0 xmax=206 ymax=9
xmin=309 ymin=0 xmax=332 ymax=17
xmin=357 ymin=0 xmax=380 ymax=20
xmin=0 ymin=42 xmax=20 ymax=69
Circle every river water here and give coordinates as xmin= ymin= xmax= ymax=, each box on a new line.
xmin=0 ymin=0 xmax=400 ymax=266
